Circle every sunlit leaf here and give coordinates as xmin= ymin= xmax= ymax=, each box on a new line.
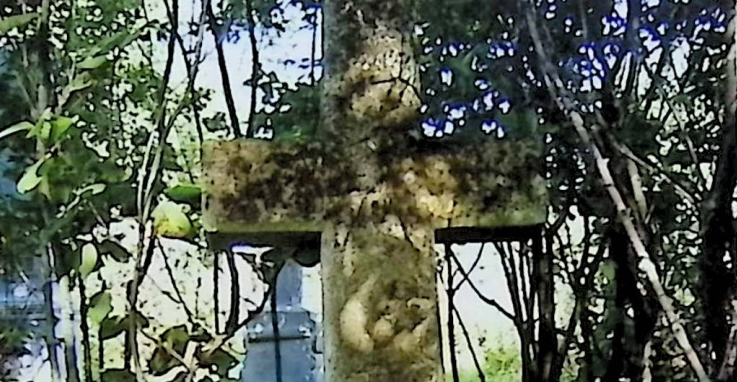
xmin=0 ymin=13 xmax=39 ymax=34
xmin=39 ymin=122 xmax=52 ymax=141
xmin=88 ymin=291 xmax=113 ymax=324
xmin=152 ymin=201 xmax=194 ymax=239
xmin=0 ymin=121 xmax=33 ymax=140
xmin=50 ymin=116 xmax=75 ymax=143
xmin=89 ymin=29 xmax=143 ymax=57
xmin=69 ymin=74 xmax=94 ymax=92
xmin=77 ymin=183 xmax=107 ymax=196
xmin=79 ymin=243 xmax=98 ymax=278
xmin=164 ymin=183 xmax=202 ymax=204
xmin=16 ymin=158 xmax=45 ymax=194
xmin=78 ymin=56 xmax=108 ymax=70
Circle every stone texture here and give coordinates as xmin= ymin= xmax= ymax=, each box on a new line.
xmin=202 ymin=139 xmax=547 ymax=234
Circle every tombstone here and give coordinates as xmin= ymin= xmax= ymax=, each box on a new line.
xmin=241 ymin=258 xmax=323 ymax=382
xmin=202 ymin=1 xmax=547 ymax=381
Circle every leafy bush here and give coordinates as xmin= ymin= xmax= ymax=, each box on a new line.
xmin=449 ymin=344 xmax=579 ymax=382
xmin=0 ymin=317 xmax=32 ymax=358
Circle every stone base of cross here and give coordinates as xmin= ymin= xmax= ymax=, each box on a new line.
xmin=203 ymin=137 xmax=546 ymax=382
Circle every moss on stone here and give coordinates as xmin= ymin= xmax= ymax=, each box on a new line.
xmin=203 ymin=138 xmax=547 ymax=233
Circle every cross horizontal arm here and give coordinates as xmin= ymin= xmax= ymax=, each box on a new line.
xmin=202 ymin=138 xmax=547 ymax=241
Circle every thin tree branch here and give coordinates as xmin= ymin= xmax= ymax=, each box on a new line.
xmin=130 ymin=0 xmax=181 ymax=375
xmin=718 ymin=302 xmax=737 ymax=380
xmin=449 ymin=247 xmax=516 ymax=323
xmin=641 ymin=63 xmax=708 ymax=189
xmin=452 ymin=303 xmax=486 ymax=382
xmin=444 ymin=243 xmax=460 ymax=382
xmin=76 ymin=271 xmax=93 ymax=382
xmin=172 ymin=0 xmax=208 ymax=171
xmin=244 ymin=0 xmax=259 ymax=138
xmin=205 ymin=1 xmax=242 ymax=138
xmin=224 ymin=250 xmax=240 ymax=333
xmin=496 ymin=242 xmax=526 ymax=324
xmin=156 ymin=240 xmax=197 ymax=324
xmin=613 ymin=141 xmax=700 ymax=204
xmin=270 ymin=271 xmax=283 ymax=382
xmin=451 ymin=243 xmax=485 ymax=293
xmin=201 ymin=258 xmax=284 ymax=358
xmin=309 ymin=10 xmax=317 ymax=85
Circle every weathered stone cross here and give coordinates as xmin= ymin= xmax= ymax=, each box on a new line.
xmin=203 ymin=1 xmax=546 ymax=381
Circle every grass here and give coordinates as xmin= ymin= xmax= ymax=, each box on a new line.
xmin=445 ymin=344 xmax=579 ymax=382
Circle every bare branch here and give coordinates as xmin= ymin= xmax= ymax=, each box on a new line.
xmin=156 ymin=240 xmax=197 ymax=324
xmin=205 ymin=2 xmax=242 ymax=138
xmin=224 ymin=251 xmax=241 ymax=333
xmin=524 ymin=3 xmax=710 ymax=380
xmin=641 ymin=63 xmax=708 ymax=189
xmin=451 ymin=243 xmax=485 ymax=292
xmin=448 ymin=247 xmax=516 ymax=323
xmin=130 ymin=0 xmax=182 ymax=378
xmin=452 ymin=303 xmax=486 ymax=382
xmin=244 ymin=0 xmax=260 ymax=138
xmin=613 ymin=141 xmax=700 ymax=204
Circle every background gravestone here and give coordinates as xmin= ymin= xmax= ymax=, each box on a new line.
xmin=242 ymin=259 xmax=323 ymax=382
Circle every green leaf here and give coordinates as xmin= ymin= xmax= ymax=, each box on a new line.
xmin=100 ymin=369 xmax=135 ymax=382
xmin=600 ymin=260 xmax=616 ymax=283
xmin=77 ymin=183 xmax=107 ymax=196
xmin=197 ymin=348 xmax=239 ymax=378
xmin=0 ymin=121 xmax=33 ymax=140
xmin=148 ymin=347 xmax=178 ymax=376
xmin=88 ymin=291 xmax=112 ymax=324
xmin=152 ymin=201 xmax=194 ymax=239
xmin=161 ymin=325 xmax=190 ymax=352
xmin=670 ymin=93 xmax=693 ymax=108
xmin=78 ymin=56 xmax=108 ymax=70
xmin=99 ymin=240 xmax=132 ymax=262
xmin=25 ymin=112 xmax=51 ymax=139
xmin=79 ymin=243 xmax=98 ymax=278
xmin=69 ymin=74 xmax=94 ymax=92
xmin=50 ymin=116 xmax=75 ymax=143
xmin=16 ymin=158 xmax=46 ymax=194
xmin=99 ymin=316 xmax=126 ymax=340
xmin=148 ymin=325 xmax=192 ymax=376
xmin=164 ymin=183 xmax=202 ymax=204
xmin=0 ymin=13 xmax=39 ymax=34
xmin=87 ymin=29 xmax=143 ymax=59
xmin=39 ymin=122 xmax=52 ymax=141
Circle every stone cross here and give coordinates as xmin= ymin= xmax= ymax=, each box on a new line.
xmin=203 ymin=1 xmax=546 ymax=381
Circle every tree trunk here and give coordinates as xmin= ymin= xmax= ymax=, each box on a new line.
xmin=58 ymin=274 xmax=81 ymax=382
xmin=702 ymin=1 xmax=737 ymax=378
xmin=43 ymin=245 xmax=61 ymax=382
xmin=76 ymin=273 xmax=93 ymax=382
xmin=536 ymin=230 xmax=556 ymax=382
